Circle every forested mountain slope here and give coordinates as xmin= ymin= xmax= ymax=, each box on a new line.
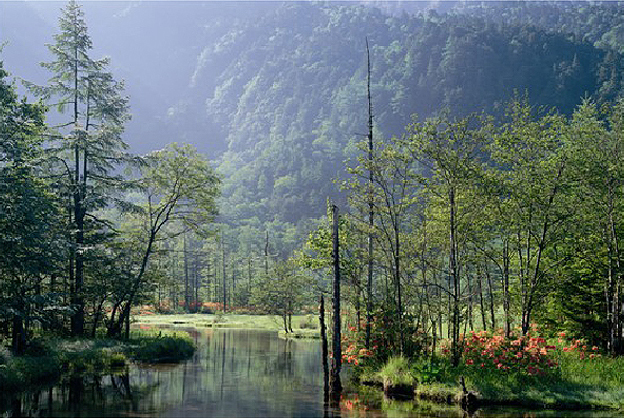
xmin=181 ymin=2 xmax=623 ymax=232
xmin=3 ymin=1 xmax=624 ymax=252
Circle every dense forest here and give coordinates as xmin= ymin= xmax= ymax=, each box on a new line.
xmin=2 ymin=0 xmax=624 ymax=367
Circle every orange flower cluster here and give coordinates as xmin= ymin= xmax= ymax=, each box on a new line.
xmin=340 ymin=324 xmax=376 ymax=365
xmin=440 ymin=326 xmax=604 ymax=375
xmin=561 ymin=337 xmax=601 ymax=360
xmin=444 ymin=329 xmax=559 ymax=376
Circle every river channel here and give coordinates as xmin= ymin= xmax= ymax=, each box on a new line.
xmin=1 ymin=327 xmax=618 ymax=417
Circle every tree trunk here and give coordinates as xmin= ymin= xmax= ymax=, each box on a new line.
xmin=222 ymin=243 xmax=227 ymax=313
xmin=91 ymin=299 xmax=105 ymax=338
xmin=449 ymin=185 xmax=461 ymax=367
xmin=248 ymin=257 xmax=253 ymax=304
xmin=124 ymin=306 xmax=130 ymax=339
xmin=608 ymin=198 xmax=623 ymax=355
xmin=330 ymin=204 xmax=342 ymax=397
xmin=113 ymin=229 xmax=157 ymax=338
xmin=485 ymin=263 xmax=496 ymax=331
xmin=70 ymin=38 xmax=84 ymax=338
xmin=394 ymin=221 xmax=404 ymax=354
xmin=355 ymin=262 xmax=361 ymax=332
xmin=319 ymin=295 xmax=329 ymax=399
xmin=264 ymin=231 xmax=270 ymax=276
xmin=477 ymin=264 xmax=487 ymax=331
xmin=365 ymin=37 xmax=374 ymax=351
xmin=467 ymin=267 xmax=474 ymax=331
xmin=12 ymin=313 xmax=26 ymax=355
xmin=502 ymin=240 xmax=511 ymax=337
xmin=184 ymin=236 xmax=190 ymax=312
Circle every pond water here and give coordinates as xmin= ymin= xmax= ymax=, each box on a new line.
xmin=0 ymin=328 xmax=617 ymax=417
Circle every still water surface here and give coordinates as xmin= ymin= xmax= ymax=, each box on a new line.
xmin=1 ymin=328 xmax=618 ymax=417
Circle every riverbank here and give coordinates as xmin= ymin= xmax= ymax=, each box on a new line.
xmin=1 ymin=327 xmax=337 ymax=418
xmin=133 ymin=313 xmax=321 ymax=338
xmin=0 ymin=329 xmax=195 ymax=392
xmin=350 ymin=354 xmax=624 ymax=413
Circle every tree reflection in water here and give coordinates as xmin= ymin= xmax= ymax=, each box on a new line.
xmin=1 ymin=329 xmax=327 ymax=417
xmin=1 ymin=368 xmax=154 ymax=418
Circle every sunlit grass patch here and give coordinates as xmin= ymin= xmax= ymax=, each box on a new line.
xmin=277 ymin=329 xmax=320 ymax=339
xmin=377 ymin=355 xmax=416 ymax=399
xmin=133 ymin=313 xmax=319 ymax=331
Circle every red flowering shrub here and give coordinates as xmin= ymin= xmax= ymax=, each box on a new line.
xmin=441 ymin=329 xmax=558 ymax=376
xmin=439 ymin=325 xmax=602 ymax=376
xmin=341 ymin=325 xmax=375 ymax=365
xmin=560 ymin=336 xmax=601 ymax=360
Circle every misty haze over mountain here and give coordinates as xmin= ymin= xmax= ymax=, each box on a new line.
xmin=2 ymin=0 xmax=624 ymax=232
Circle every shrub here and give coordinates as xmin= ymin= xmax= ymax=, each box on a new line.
xmin=1 ymin=356 xmax=61 ymax=390
xmin=0 ymin=345 xmax=11 ymax=365
xmin=213 ymin=312 xmax=225 ymax=324
xmin=442 ymin=329 xmax=559 ymax=377
xmin=341 ymin=325 xmax=376 ymax=366
xmin=24 ymin=337 xmax=53 ymax=357
xmin=131 ymin=336 xmax=195 ymax=363
xmin=377 ymin=356 xmax=415 ymax=387
xmin=413 ymin=356 xmax=452 ymax=384
xmin=107 ymin=352 xmax=127 ymax=368
xmin=299 ymin=315 xmax=318 ymax=329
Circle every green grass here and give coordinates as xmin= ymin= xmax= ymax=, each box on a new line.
xmin=378 ymin=356 xmax=416 ymax=387
xmin=277 ymin=329 xmax=320 ymax=339
xmin=0 ymin=329 xmax=197 ymax=392
xmin=129 ymin=335 xmax=195 ymax=363
xmin=134 ymin=313 xmax=319 ymax=333
xmin=0 ymin=338 xmax=129 ymax=391
xmin=408 ymin=354 xmax=624 ymax=411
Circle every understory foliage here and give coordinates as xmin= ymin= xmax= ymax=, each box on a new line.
xmin=130 ymin=335 xmax=195 ymax=363
xmin=346 ymin=324 xmax=624 ymax=409
xmin=303 ymin=97 xmax=624 ymax=387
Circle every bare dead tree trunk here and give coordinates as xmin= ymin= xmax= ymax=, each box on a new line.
xmin=366 ymin=37 xmax=375 ymax=350
xmin=319 ymin=295 xmax=329 ymax=401
xmin=330 ymin=204 xmax=342 ymax=397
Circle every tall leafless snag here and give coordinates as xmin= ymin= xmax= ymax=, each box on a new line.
xmin=330 ymin=204 xmax=342 ymax=399
xmin=366 ymin=37 xmax=375 ymax=350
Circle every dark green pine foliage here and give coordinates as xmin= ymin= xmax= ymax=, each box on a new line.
xmin=0 ymin=61 xmax=64 ymax=354
xmin=26 ymin=0 xmax=132 ymax=336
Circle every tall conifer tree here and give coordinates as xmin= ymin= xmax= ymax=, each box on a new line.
xmin=27 ymin=0 xmax=131 ymax=336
